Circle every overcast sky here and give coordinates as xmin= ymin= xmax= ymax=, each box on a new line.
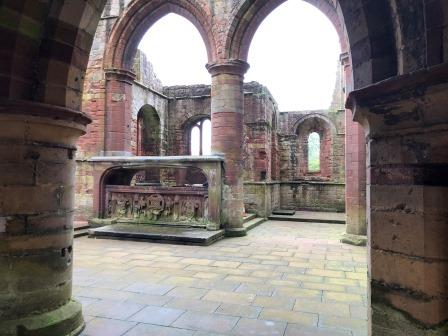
xmin=138 ymin=0 xmax=340 ymax=111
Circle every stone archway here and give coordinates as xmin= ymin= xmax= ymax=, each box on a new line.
xmin=226 ymin=0 xmax=370 ymax=245
xmin=99 ymin=1 xmax=216 ymax=156
xmin=226 ymin=0 xmax=397 ymax=87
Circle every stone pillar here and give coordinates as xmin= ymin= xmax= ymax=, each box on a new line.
xmin=341 ymin=52 xmax=368 ymax=245
xmin=0 ymin=100 xmax=90 ymax=335
xmin=207 ymin=60 xmax=249 ymax=236
xmin=347 ymin=64 xmax=448 ymax=336
xmin=104 ymin=68 xmax=135 ymax=156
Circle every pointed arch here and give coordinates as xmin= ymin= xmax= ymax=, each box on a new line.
xmin=226 ymin=0 xmax=398 ymax=89
xmin=104 ymin=0 xmax=217 ymax=71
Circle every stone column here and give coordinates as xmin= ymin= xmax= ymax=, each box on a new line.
xmin=341 ymin=52 xmax=367 ymax=245
xmin=207 ymin=60 xmax=249 ymax=236
xmin=104 ymin=68 xmax=135 ymax=156
xmin=0 ymin=100 xmax=90 ymax=335
xmin=347 ymin=64 xmax=448 ymax=336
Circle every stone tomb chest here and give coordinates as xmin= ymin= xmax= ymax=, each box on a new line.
xmin=89 ymin=155 xmax=224 ymax=231
xmin=105 ymin=185 xmax=208 ymax=227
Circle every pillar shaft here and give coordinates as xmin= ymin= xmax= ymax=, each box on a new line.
xmin=345 ymin=109 xmax=367 ymax=235
xmin=348 ymin=64 xmax=448 ymax=336
xmin=207 ymin=60 xmax=249 ymax=236
xmin=0 ymin=99 xmax=90 ymax=335
xmin=343 ymin=54 xmax=367 ymax=240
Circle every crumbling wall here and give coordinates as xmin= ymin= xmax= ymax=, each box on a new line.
xmin=75 ymin=12 xmax=169 ymax=220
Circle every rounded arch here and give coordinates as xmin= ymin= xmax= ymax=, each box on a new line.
xmin=137 ymin=103 xmax=161 ymax=120
xmin=104 ymin=0 xmax=217 ymax=71
xmin=227 ymin=0 xmax=398 ymax=89
xmin=182 ymin=113 xmax=211 ymax=131
xmin=292 ymin=113 xmax=337 ymax=136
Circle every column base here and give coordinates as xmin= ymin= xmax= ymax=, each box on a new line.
xmin=341 ymin=233 xmax=367 ymax=246
xmin=0 ymin=299 xmax=85 ymax=336
xmin=225 ymin=227 xmax=247 ymax=237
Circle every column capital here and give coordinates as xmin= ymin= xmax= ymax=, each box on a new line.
xmin=206 ymin=59 xmax=250 ymax=76
xmin=104 ymin=68 xmax=136 ymax=84
xmin=346 ymin=62 xmax=448 ymax=137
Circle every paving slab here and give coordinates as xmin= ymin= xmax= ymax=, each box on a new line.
xmin=74 ymin=220 xmax=367 ymax=336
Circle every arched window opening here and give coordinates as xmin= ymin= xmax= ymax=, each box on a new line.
xmin=190 ymin=118 xmax=211 ymax=156
xmin=308 ymin=132 xmax=320 ymax=172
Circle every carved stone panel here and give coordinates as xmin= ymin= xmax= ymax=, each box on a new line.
xmin=105 ymin=185 xmax=208 ymax=227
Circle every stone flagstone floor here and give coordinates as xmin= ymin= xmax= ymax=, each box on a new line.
xmin=74 ymin=220 xmax=367 ymax=336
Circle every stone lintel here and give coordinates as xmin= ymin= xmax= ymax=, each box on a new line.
xmin=206 ymin=59 xmax=250 ymax=77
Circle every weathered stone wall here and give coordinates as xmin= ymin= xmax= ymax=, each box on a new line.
xmin=76 ymin=47 xmax=169 ymax=220
xmin=132 ymin=51 xmax=169 ymax=155
xmin=77 ymin=32 xmax=346 ymax=218
xmin=75 ymin=0 xmax=348 ymax=220
xmin=280 ymin=182 xmax=345 ymax=212
xmin=164 ymin=85 xmax=212 ymax=156
xmin=162 ymin=82 xmax=345 ymax=214
xmin=242 ymin=82 xmax=279 ymax=183
xmin=162 ymin=82 xmax=281 ymax=216
xmin=277 ymin=109 xmax=345 ymax=212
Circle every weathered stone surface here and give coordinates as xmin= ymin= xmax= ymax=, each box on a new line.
xmin=0 ymin=101 xmax=90 ymax=335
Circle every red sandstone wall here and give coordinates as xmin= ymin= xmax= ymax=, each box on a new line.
xmin=278 ymin=110 xmax=346 ymax=212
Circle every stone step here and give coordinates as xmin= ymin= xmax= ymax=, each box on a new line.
xmin=74 ymin=228 xmax=90 ymax=238
xmin=74 ymin=221 xmax=90 ymax=238
xmin=272 ymin=209 xmax=296 ymax=216
xmin=88 ymin=224 xmax=225 ymax=246
xmin=243 ymin=217 xmax=265 ymax=231
xmin=268 ymin=211 xmax=346 ymax=225
xmin=74 ymin=221 xmax=90 ymax=230
xmin=243 ymin=213 xmax=257 ymax=223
